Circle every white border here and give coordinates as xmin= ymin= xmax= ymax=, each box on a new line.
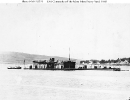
xmin=0 ymin=0 xmax=130 ymax=3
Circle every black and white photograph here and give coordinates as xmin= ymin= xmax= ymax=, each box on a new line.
xmin=0 ymin=2 xmax=130 ymax=100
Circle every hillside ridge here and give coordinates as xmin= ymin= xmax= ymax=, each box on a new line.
xmin=0 ymin=51 xmax=78 ymax=64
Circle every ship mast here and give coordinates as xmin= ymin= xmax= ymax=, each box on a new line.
xmin=69 ymin=47 xmax=70 ymax=69
xmin=69 ymin=47 xmax=70 ymax=61
xmin=24 ymin=59 xmax=25 ymax=68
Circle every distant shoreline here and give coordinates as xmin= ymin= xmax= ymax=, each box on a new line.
xmin=80 ymin=64 xmax=130 ymax=67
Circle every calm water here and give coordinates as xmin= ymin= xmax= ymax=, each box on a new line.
xmin=0 ymin=64 xmax=130 ymax=100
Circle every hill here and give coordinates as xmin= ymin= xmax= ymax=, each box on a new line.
xmin=0 ymin=52 xmax=78 ymax=64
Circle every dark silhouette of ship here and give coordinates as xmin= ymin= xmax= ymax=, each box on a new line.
xmin=25 ymin=48 xmax=121 ymax=71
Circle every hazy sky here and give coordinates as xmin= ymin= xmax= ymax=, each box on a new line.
xmin=0 ymin=4 xmax=130 ymax=60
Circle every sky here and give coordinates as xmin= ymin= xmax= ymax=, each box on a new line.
xmin=0 ymin=4 xmax=130 ymax=60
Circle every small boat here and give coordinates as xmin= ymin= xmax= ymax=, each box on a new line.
xmin=7 ymin=66 xmax=22 ymax=69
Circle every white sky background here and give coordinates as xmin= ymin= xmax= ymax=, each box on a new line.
xmin=0 ymin=4 xmax=130 ymax=60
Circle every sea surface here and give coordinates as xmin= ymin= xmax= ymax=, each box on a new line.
xmin=0 ymin=64 xmax=130 ymax=100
